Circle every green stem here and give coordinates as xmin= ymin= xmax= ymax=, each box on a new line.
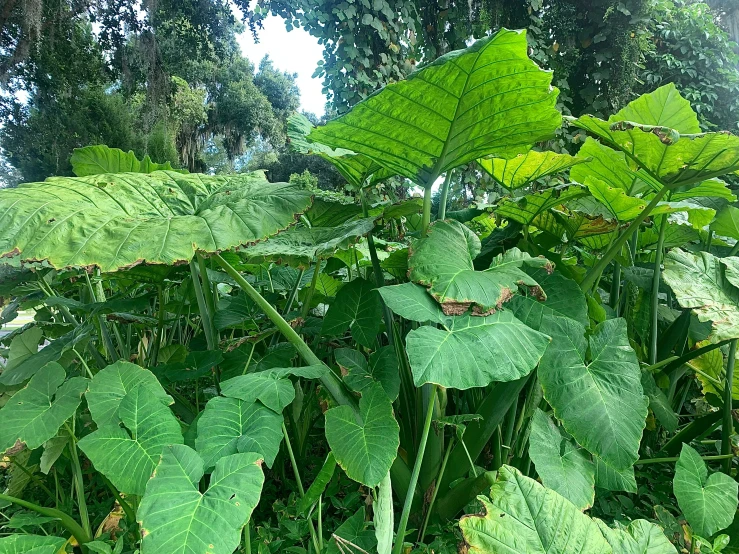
xmin=609 ymin=261 xmax=621 ymax=314
xmin=243 ymin=522 xmax=251 ymax=554
xmin=650 ymin=214 xmax=668 ymax=365
xmin=437 ymin=171 xmax=452 ymax=221
xmin=190 ymin=260 xmax=215 ymax=351
xmin=581 ymin=186 xmax=669 ymax=292
xmin=214 ymin=254 xmax=357 ymax=410
xmin=418 ymin=438 xmax=452 ymax=544
xmin=730 ymin=241 xmax=739 ymax=257
xmin=421 ymin=185 xmax=433 ymax=235
xmin=723 ymin=339 xmax=737 ymax=474
xmin=84 ymin=271 xmax=118 ymax=362
xmin=67 ymin=432 xmax=92 ymax=539
xmin=283 ymin=269 xmax=305 ymax=315
xmin=660 ymin=411 xmax=723 ymax=455
xmin=0 ymin=493 xmax=91 ymax=545
xmin=636 ymin=454 xmax=734 ymax=465
xmin=300 ymin=261 xmax=321 ymax=320
xmin=151 ymin=285 xmax=166 ymax=367
xmin=393 ymin=385 xmax=437 ymax=554
xmin=197 ymin=253 xmax=219 ymax=346
xmin=282 ymin=422 xmax=320 ymax=554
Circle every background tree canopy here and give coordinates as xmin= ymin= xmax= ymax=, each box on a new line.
xmin=1 ymin=0 xmax=738 ymax=186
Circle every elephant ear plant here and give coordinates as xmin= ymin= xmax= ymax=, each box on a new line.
xmin=1 ymin=27 xmax=739 ymax=554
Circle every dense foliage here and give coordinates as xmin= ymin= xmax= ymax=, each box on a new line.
xmin=2 ymin=17 xmax=739 ymax=554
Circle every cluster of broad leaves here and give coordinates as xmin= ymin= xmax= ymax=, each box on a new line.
xmin=2 ymin=25 xmax=739 ymax=554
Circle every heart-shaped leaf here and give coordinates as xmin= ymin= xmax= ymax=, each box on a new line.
xmin=335 ymin=347 xmax=400 ymax=401
xmin=459 ymin=465 xmax=610 ymax=553
xmin=308 ymin=28 xmax=561 ymax=185
xmin=529 ymin=409 xmax=595 ymax=510
xmin=324 ymin=383 xmax=399 ymax=487
xmin=78 ymin=384 xmax=183 ymax=495
xmin=510 ymin=267 xmax=589 ymax=330
xmin=538 ymin=317 xmax=648 ymax=469
xmin=406 ymin=311 xmax=550 ymax=389
xmin=378 ymin=282 xmax=447 ymax=325
xmin=479 ymin=150 xmax=585 ymax=190
xmin=673 ymin=444 xmax=738 ymax=537
xmin=0 ymin=534 xmax=67 ymax=554
xmin=137 ymin=445 xmax=264 ymax=554
xmin=195 ymin=396 xmax=283 ymax=470
xmin=0 ymin=171 xmax=312 ymax=271
xmin=322 ymin=277 xmax=383 ymax=348
xmin=85 ymin=360 xmax=172 ymax=426
xmin=0 ymin=363 xmax=88 ymax=455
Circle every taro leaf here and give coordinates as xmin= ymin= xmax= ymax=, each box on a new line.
xmin=596 ymin=519 xmax=677 ymax=554
xmin=0 ymin=324 xmax=91 ymax=386
xmin=78 ymin=384 xmax=183 ymax=495
xmin=594 ymin=455 xmax=637 ymax=493
xmin=408 ymin=219 xmax=550 ymax=315
xmin=639 ymin=222 xmax=699 ymax=252
xmin=674 ymin=444 xmax=738 ymax=537
xmin=324 ymin=383 xmax=399 ymax=487
xmin=374 ymin=471 xmax=393 ymax=554
xmin=641 ymin=372 xmax=678 ymax=433
xmin=380 ymin=248 xmax=409 ymax=279
xmin=611 ymin=83 xmax=701 ymax=133
xmin=326 ymin=507 xmax=377 ymax=554
xmin=322 ymin=277 xmax=383 ymax=348
xmin=478 ymin=150 xmax=585 ymax=189
xmin=0 ymin=534 xmax=67 ymax=554
xmin=459 ymin=465 xmax=610 ymax=553
xmin=510 ymin=267 xmax=589 ymax=330
xmin=712 ymin=205 xmax=739 ymax=240
xmin=381 ymin=198 xmax=424 ymax=219
xmin=688 ymin=340 xmax=739 ymax=400
xmin=406 ymin=311 xmax=550 ymax=389
xmin=662 ymin=249 xmax=739 ymax=342
xmin=377 ymin=282 xmax=446 ymax=325
xmin=219 ymin=364 xmax=328 ymax=413
xmin=297 ymin=452 xmax=337 ymax=517
xmin=335 ymin=347 xmax=400 ymax=401
xmin=137 ymin=445 xmax=264 ymax=554
xmin=85 ymin=360 xmax=172 ymax=426
xmin=671 ymin=179 xmax=736 ymax=202
xmin=287 ymin=113 xmax=394 ymax=188
xmin=0 ymin=171 xmax=312 ymax=272
xmin=571 ymin=118 xmax=739 ymax=189
xmin=308 ymin=29 xmax=561 ymax=184
xmin=538 ymin=317 xmax=648 ymax=469
xmin=243 ymin=218 xmax=377 ymax=268
xmin=571 ymin=137 xmax=641 ymax=192
xmin=2 ymin=513 xmax=59 ymax=529
xmin=528 ymin=409 xmax=595 ymax=510
xmin=306 ymin=198 xmax=363 ymax=228
xmin=495 ymin=185 xmax=589 ymax=226
xmin=160 ymin=350 xmax=224 ymax=383
xmin=0 ymin=362 xmax=88 ymax=455
xmin=195 ymin=396 xmax=283 ymax=470
xmin=71 ymin=145 xmax=179 ymax=176
xmin=214 ymin=293 xmax=257 ymax=330
xmin=39 ymin=435 xmax=67 ymax=474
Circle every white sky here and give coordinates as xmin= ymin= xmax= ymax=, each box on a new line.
xmin=237 ymin=16 xmax=326 ymax=117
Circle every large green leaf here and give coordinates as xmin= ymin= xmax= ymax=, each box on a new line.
xmin=479 ymin=150 xmax=585 ymax=190
xmin=712 ymin=205 xmax=739 ymax=240
xmin=538 ymin=317 xmax=648 ymax=469
xmin=510 ymin=267 xmax=589 ymax=330
xmin=0 ymin=171 xmax=312 ymax=271
xmin=529 ymin=409 xmax=595 ymax=510
xmin=85 ymin=360 xmax=172 ymax=426
xmin=459 ymin=465 xmax=610 ymax=553
xmin=610 ymin=83 xmax=701 ymax=134
xmin=287 ymin=113 xmax=394 ymax=188
xmin=0 ymin=363 xmax=87 ymax=454
xmin=495 ymin=185 xmax=589 ymax=225
xmin=195 ymin=396 xmax=283 ymax=470
xmin=673 ymin=444 xmax=738 ymax=538
xmin=137 ymin=445 xmax=264 ymax=554
xmin=243 ymin=218 xmax=377 ymax=268
xmin=78 ymin=384 xmax=183 ymax=495
xmin=71 ymin=145 xmax=179 ymax=176
xmin=377 ymin=282 xmax=447 ymax=325
xmin=596 ymin=519 xmax=677 ymax=554
xmin=406 ymin=310 xmax=550 ymax=389
xmin=0 ymin=535 xmax=67 ymax=554
xmin=409 ymin=219 xmax=550 ymax=315
xmin=571 ymin=137 xmax=642 ymax=192
xmin=662 ymin=249 xmax=739 ymax=342
xmin=321 ymin=277 xmax=383 ymax=348
xmin=324 ymin=383 xmax=399 ymax=487
xmin=308 ymin=29 xmax=561 ymax=184
xmin=335 ymin=347 xmax=400 ymax=401
xmin=219 ymin=365 xmax=328 ymax=413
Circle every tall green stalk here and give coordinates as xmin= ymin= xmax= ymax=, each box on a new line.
xmin=393 ymin=385 xmax=437 ymax=554
xmin=650 ymin=214 xmax=668 ymax=365
xmin=213 ymin=254 xmax=357 ymax=410
xmin=0 ymin=493 xmax=91 ymax=545
xmin=421 ymin=185 xmax=433 ymax=235
xmin=722 ymin=339 xmax=737 ymax=474
xmin=67 ymin=430 xmax=92 ymax=539
xmin=437 ymin=171 xmax=452 ymax=221
xmin=581 ymin=186 xmax=669 ymax=292
xmin=197 ymin=253 xmax=219 ymax=345
xmin=300 ymin=261 xmax=321 ymax=320
xmin=189 ymin=259 xmax=215 ymax=350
